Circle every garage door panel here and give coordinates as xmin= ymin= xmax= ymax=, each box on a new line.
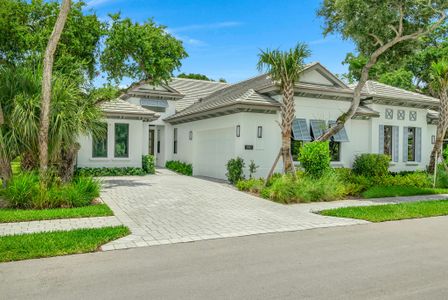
xmin=194 ymin=128 xmax=235 ymax=179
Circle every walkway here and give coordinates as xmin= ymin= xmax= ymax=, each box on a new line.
xmin=0 ymin=216 xmax=121 ymax=236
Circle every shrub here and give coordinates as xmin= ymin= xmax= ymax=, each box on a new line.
xmin=378 ymin=172 xmax=432 ymax=188
xmin=298 ymin=142 xmax=330 ymax=178
xmin=1 ymin=172 xmax=101 ymax=209
xmin=2 ymin=172 xmax=40 ymax=209
xmin=436 ymin=165 xmax=448 ymax=188
xmin=248 ymin=160 xmax=259 ymax=178
xmin=142 ymin=155 xmax=155 ymax=174
xmin=165 ymin=160 xmax=193 ymax=176
xmin=352 ymin=154 xmax=390 ymax=177
xmin=76 ymin=167 xmax=146 ymax=177
xmin=226 ymin=157 xmax=245 ymax=184
xmin=260 ymin=172 xmax=347 ymax=204
xmin=236 ymin=178 xmax=264 ymax=194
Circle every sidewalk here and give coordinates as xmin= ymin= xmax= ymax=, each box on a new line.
xmin=0 ymin=216 xmax=122 ymax=236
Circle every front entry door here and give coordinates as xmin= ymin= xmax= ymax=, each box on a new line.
xmin=148 ymin=129 xmax=155 ymax=155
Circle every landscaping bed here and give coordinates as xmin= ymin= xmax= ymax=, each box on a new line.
xmin=0 ymin=204 xmax=113 ymax=223
xmin=319 ymin=200 xmax=448 ymax=222
xmin=0 ymin=226 xmax=129 ymax=263
xmin=232 ymin=146 xmax=448 ymax=204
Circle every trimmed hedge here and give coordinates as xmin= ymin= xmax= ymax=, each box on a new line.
xmin=165 ymin=160 xmax=193 ymax=176
xmin=76 ymin=167 xmax=146 ymax=177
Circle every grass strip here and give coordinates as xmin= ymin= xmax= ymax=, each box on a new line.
xmin=0 ymin=226 xmax=129 ymax=263
xmin=320 ymin=200 xmax=448 ymax=222
xmin=362 ymin=186 xmax=448 ymax=199
xmin=0 ymin=204 xmax=113 ymax=223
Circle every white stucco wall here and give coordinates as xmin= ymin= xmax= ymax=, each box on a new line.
xmin=166 ymin=113 xmax=282 ymax=179
xmin=77 ymin=118 xmax=144 ymax=168
xmin=369 ymin=104 xmax=436 ymax=172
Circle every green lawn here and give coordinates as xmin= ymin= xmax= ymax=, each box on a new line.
xmin=362 ymin=186 xmax=448 ymax=199
xmin=320 ymin=200 xmax=448 ymax=222
xmin=0 ymin=226 xmax=129 ymax=263
xmin=0 ymin=204 xmax=113 ymax=223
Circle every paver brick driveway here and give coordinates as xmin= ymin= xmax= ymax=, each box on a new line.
xmin=101 ymin=169 xmax=367 ymax=250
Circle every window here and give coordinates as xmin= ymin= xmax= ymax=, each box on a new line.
xmin=407 ymin=127 xmax=416 ymax=161
xmin=409 ymin=111 xmax=417 ymax=121
xmin=173 ymin=128 xmax=178 ymax=154
xmin=397 ymin=110 xmax=405 ymax=120
xmin=114 ymin=123 xmax=129 ymax=158
xmin=257 ymin=126 xmax=263 ymax=138
xmin=236 ymin=125 xmax=240 ymax=137
xmin=189 ymin=130 xmax=193 ymax=141
xmin=92 ymin=123 xmax=108 ymax=158
xmin=383 ymin=125 xmax=393 ymax=158
xmin=157 ymin=130 xmax=161 ymax=153
xmin=329 ymin=141 xmax=341 ymax=161
xmin=385 ymin=108 xmax=393 ymax=119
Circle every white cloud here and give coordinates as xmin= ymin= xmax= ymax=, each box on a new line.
xmin=171 ymin=21 xmax=242 ymax=33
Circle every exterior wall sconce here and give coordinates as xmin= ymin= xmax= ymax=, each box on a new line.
xmin=236 ymin=125 xmax=240 ymax=137
xmin=257 ymin=126 xmax=263 ymax=138
xmin=189 ymin=130 xmax=193 ymax=140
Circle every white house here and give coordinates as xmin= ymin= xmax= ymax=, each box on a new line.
xmin=77 ymin=62 xmax=440 ymax=180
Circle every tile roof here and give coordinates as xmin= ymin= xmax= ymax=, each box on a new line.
xmin=168 ymin=78 xmax=229 ymax=111
xmin=165 ymin=75 xmax=279 ymax=121
xmin=353 ymin=81 xmax=439 ymax=104
xmin=100 ymin=99 xmax=159 ymax=120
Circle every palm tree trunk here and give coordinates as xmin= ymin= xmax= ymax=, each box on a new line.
xmin=429 ymin=90 xmax=448 ymax=173
xmin=59 ymin=143 xmax=80 ymax=183
xmin=38 ymin=0 xmax=71 ymax=181
xmin=281 ymin=81 xmax=295 ymax=174
xmin=0 ymin=154 xmax=12 ymax=188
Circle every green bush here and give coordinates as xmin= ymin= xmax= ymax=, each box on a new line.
xmin=165 ymin=160 xmax=193 ymax=176
xmin=1 ymin=172 xmax=40 ymax=209
xmin=436 ymin=165 xmax=448 ymax=188
xmin=236 ymin=178 xmax=265 ymax=194
xmin=260 ymin=171 xmax=347 ymax=204
xmin=1 ymin=172 xmax=101 ymax=209
xmin=226 ymin=157 xmax=245 ymax=184
xmin=76 ymin=167 xmax=146 ymax=177
xmin=352 ymin=154 xmax=390 ymax=177
xmin=298 ymin=142 xmax=330 ymax=178
xmin=142 ymin=155 xmax=155 ymax=174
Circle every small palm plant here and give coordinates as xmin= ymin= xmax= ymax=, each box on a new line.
xmin=257 ymin=43 xmax=311 ymax=178
xmin=429 ymin=59 xmax=448 ymax=173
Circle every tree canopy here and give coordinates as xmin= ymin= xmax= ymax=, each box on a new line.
xmin=0 ymin=0 xmax=103 ymax=79
xmin=101 ymin=14 xmax=188 ymax=85
xmin=177 ymin=73 xmax=227 ymax=83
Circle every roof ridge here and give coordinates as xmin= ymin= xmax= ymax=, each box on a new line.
xmin=172 ymin=77 xmax=229 ymax=85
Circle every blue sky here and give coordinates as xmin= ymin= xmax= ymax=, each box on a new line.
xmin=86 ymin=0 xmax=356 ymax=86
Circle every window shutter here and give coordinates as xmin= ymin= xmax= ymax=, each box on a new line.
xmin=378 ymin=125 xmax=384 ymax=154
xmin=416 ymin=127 xmax=422 ymax=162
xmin=392 ymin=126 xmax=399 ymax=162
xmin=403 ymin=127 xmax=408 ymax=162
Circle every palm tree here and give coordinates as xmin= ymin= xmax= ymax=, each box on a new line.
xmin=257 ymin=43 xmax=311 ymax=177
xmin=428 ymin=59 xmax=448 ymax=173
xmin=0 ymin=64 xmax=105 ymax=183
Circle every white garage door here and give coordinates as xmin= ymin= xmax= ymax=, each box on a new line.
xmin=194 ymin=128 xmax=235 ymax=179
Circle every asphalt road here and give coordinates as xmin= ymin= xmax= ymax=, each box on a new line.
xmin=2 ymin=217 xmax=448 ymax=300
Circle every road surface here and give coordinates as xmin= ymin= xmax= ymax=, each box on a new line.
xmin=2 ymin=217 xmax=448 ymax=299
